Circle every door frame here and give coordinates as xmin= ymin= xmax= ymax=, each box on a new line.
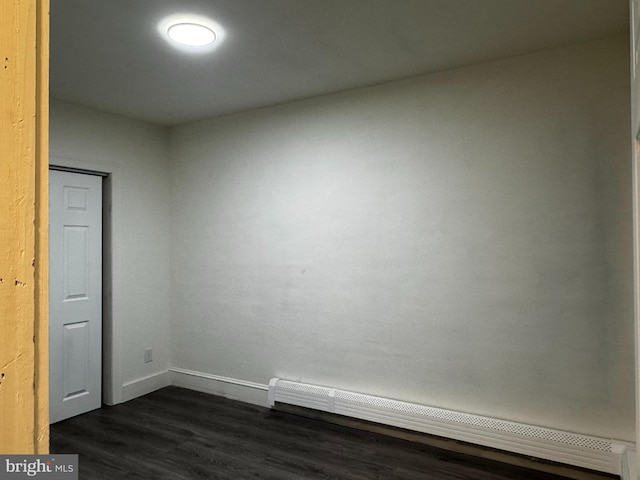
xmin=50 ymin=158 xmax=122 ymax=406
xmin=630 ymin=1 xmax=640 ymax=478
xmin=0 ymin=0 xmax=49 ymax=453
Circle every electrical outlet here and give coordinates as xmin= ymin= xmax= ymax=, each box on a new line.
xmin=144 ymin=347 xmax=152 ymax=363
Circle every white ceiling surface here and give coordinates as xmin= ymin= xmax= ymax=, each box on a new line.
xmin=50 ymin=0 xmax=629 ymax=126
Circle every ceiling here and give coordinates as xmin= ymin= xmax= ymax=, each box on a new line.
xmin=50 ymin=0 xmax=629 ymax=126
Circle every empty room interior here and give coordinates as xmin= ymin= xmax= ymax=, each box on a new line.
xmin=47 ymin=0 xmax=637 ymax=478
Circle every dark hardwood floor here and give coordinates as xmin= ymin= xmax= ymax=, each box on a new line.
xmin=50 ymin=386 xmax=577 ymax=480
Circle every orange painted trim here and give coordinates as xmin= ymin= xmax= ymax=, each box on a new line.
xmin=0 ymin=0 xmax=49 ymax=454
xmin=35 ymin=0 xmax=50 ymax=453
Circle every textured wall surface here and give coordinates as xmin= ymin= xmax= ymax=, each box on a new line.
xmin=170 ymin=36 xmax=633 ymax=440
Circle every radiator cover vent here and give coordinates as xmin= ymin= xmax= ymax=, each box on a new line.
xmin=268 ymin=378 xmax=627 ymax=475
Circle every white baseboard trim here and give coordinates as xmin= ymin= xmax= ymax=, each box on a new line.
xmin=118 ymin=369 xmax=635 ymax=479
xmin=168 ymin=366 xmax=269 ymax=407
xmin=121 ymin=370 xmax=171 ymax=402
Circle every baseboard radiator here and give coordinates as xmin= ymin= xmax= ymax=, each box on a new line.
xmin=268 ymin=378 xmax=628 ymax=476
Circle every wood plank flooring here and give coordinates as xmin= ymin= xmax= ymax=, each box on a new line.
xmin=50 ymin=386 xmax=583 ymax=480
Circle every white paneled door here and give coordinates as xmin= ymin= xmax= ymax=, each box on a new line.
xmin=49 ymin=170 xmax=103 ymax=423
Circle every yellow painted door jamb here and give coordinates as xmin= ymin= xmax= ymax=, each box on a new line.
xmin=0 ymin=0 xmax=50 ymax=454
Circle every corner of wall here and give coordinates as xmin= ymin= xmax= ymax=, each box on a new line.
xmin=121 ymin=371 xmax=171 ymax=403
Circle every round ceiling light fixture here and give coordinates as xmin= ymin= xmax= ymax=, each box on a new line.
xmin=158 ymin=14 xmax=225 ymax=53
xmin=167 ymin=22 xmax=216 ymax=46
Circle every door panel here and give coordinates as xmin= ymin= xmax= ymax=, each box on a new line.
xmin=49 ymin=170 xmax=102 ymax=423
xmin=63 ymin=321 xmax=90 ymax=399
xmin=63 ymin=225 xmax=90 ymax=300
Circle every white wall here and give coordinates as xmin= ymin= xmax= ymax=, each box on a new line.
xmin=169 ymin=35 xmax=633 ymax=441
xmin=49 ymin=100 xmax=172 ymax=403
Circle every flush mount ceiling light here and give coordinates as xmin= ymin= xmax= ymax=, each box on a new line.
xmin=158 ymin=14 xmax=225 ymax=53
xmin=167 ymin=23 xmax=216 ymax=46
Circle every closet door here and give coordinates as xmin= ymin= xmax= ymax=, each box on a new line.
xmin=49 ymin=169 xmax=103 ymax=423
